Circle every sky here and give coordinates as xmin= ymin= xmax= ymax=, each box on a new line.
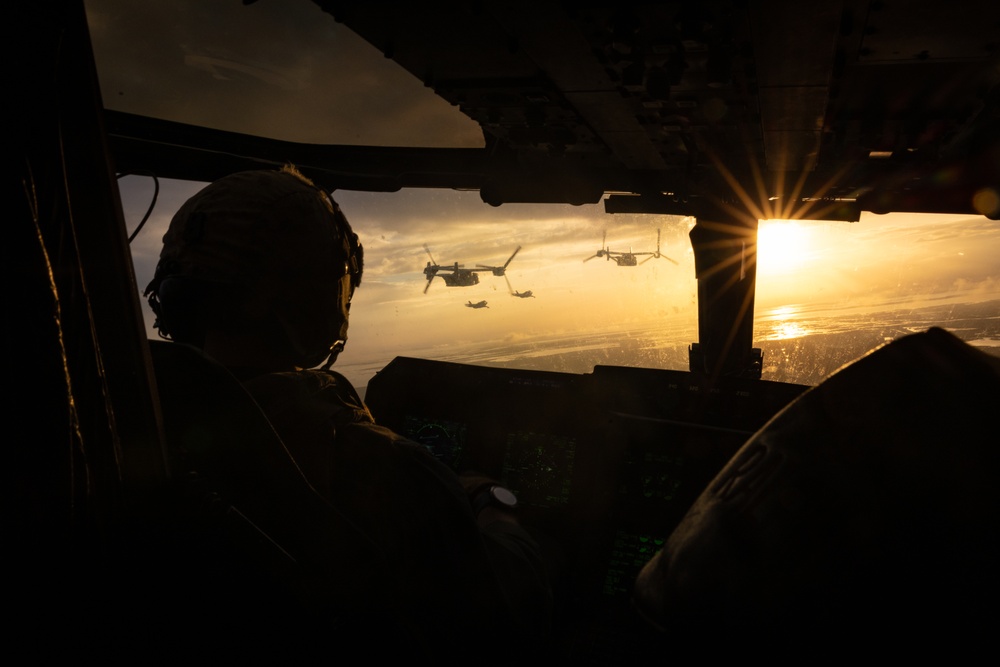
xmin=95 ymin=0 xmax=1000 ymax=385
xmin=123 ymin=176 xmax=703 ymax=362
xmin=754 ymin=213 xmax=1000 ymax=309
xmin=123 ymin=175 xmax=1000 ymax=375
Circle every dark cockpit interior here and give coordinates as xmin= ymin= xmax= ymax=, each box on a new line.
xmin=365 ymin=357 xmax=807 ymax=659
xmin=13 ymin=1 xmax=999 ymax=662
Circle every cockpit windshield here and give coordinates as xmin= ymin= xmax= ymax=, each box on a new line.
xmin=122 ymin=176 xmax=1000 ymax=394
xmin=754 ymin=212 xmax=1000 ymax=383
xmin=86 ymin=0 xmax=483 ymax=147
xmin=93 ymin=0 xmax=1000 ymax=393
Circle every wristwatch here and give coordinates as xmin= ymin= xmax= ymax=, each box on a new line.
xmin=471 ymin=484 xmax=518 ymax=517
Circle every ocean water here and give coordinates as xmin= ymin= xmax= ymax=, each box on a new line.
xmin=340 ymin=297 xmax=1000 ymax=395
xmin=754 ymin=297 xmax=1000 ymax=384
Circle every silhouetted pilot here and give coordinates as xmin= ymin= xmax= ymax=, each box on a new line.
xmin=144 ymin=166 xmax=551 ymax=660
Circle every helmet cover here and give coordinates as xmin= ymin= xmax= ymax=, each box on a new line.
xmin=145 ymin=167 xmax=363 ymax=368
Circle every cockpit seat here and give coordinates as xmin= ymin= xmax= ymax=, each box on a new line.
xmin=634 ymin=327 xmax=1000 ymax=658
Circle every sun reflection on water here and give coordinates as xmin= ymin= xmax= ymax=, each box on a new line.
xmin=770 ymin=321 xmax=810 ymax=340
xmin=757 ymin=305 xmax=815 ymax=340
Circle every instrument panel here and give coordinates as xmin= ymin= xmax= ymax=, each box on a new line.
xmin=365 ymin=357 xmax=807 ymax=661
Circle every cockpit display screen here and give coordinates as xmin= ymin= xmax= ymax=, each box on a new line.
xmin=601 ymin=529 xmax=667 ymax=598
xmin=400 ymin=415 xmax=467 ymax=469
xmin=501 ymin=430 xmax=576 ymax=509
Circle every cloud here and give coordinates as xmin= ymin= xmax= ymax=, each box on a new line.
xmin=951 ymin=275 xmax=1000 ymax=295
xmin=335 ymin=187 xmax=693 ymax=281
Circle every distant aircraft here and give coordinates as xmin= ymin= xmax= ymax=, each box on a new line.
xmin=584 ymin=229 xmax=677 ymax=266
xmin=501 ymin=268 xmax=534 ymax=298
xmin=423 ymin=245 xmax=521 ymax=293
xmin=466 ymin=300 xmax=489 ymax=308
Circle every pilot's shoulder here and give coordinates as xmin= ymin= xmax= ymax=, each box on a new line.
xmin=243 ymin=368 xmax=374 ymax=427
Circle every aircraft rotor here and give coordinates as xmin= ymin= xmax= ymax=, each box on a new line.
xmin=477 ymin=245 xmax=521 ymax=276
xmin=584 ymin=231 xmax=609 ymax=262
xmin=649 ymin=228 xmax=677 ymax=264
xmin=423 ymin=244 xmax=439 ymax=293
xmin=502 ymin=245 xmax=521 ymax=271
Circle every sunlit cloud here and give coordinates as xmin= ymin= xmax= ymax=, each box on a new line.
xmin=952 ymin=276 xmax=1000 ymax=294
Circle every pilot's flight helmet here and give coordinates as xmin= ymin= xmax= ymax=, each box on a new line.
xmin=144 ymin=166 xmax=363 ymax=369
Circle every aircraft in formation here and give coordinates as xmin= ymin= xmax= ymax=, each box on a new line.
xmin=465 ymin=300 xmax=489 ymax=309
xmin=498 ymin=268 xmax=534 ymax=298
xmin=584 ymin=229 xmax=677 ymax=267
xmin=422 ymin=244 xmax=521 ymax=294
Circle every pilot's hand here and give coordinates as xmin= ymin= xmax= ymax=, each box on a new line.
xmin=458 ymin=470 xmax=520 ymax=528
xmin=457 ymin=470 xmax=496 ymax=498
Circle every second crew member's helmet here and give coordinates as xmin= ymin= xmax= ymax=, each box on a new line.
xmin=144 ymin=165 xmax=363 ymax=369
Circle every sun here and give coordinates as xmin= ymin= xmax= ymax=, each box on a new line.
xmin=756 ymin=220 xmax=812 ymax=275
